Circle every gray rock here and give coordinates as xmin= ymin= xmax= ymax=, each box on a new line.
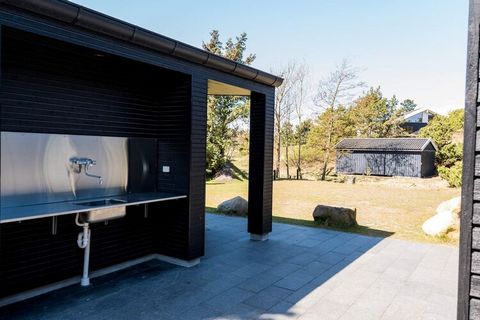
xmin=218 ymin=196 xmax=248 ymax=216
xmin=312 ymin=205 xmax=357 ymax=227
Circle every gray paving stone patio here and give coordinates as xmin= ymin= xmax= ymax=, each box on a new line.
xmin=0 ymin=213 xmax=458 ymax=320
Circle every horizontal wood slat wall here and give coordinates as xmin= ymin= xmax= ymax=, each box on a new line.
xmin=186 ymin=75 xmax=208 ymax=259
xmin=0 ymin=4 xmax=275 ymax=298
xmin=153 ymin=75 xmax=207 ymax=261
xmin=0 ymin=207 xmax=161 ymax=298
xmin=0 ymin=27 xmax=196 ymax=297
xmin=1 ymin=28 xmax=185 ymax=138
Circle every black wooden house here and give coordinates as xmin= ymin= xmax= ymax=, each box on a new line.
xmin=335 ymin=138 xmax=437 ymax=178
xmin=0 ymin=0 xmax=281 ymax=304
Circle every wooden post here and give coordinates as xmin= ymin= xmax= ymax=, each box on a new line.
xmin=458 ymin=1 xmax=480 ymax=319
xmin=248 ymin=91 xmax=274 ymax=240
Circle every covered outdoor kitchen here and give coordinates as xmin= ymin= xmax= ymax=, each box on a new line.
xmin=0 ymin=0 xmax=281 ymax=305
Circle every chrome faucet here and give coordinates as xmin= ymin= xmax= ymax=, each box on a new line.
xmin=70 ymin=157 xmax=104 ymax=184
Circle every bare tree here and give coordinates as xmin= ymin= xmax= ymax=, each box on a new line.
xmin=314 ymin=59 xmax=364 ymax=180
xmin=293 ymin=63 xmax=309 ymax=179
xmin=283 ymin=117 xmax=293 ymax=178
xmin=272 ymin=62 xmax=297 ymax=178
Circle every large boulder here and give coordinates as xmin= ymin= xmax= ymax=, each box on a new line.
xmin=312 ymin=205 xmax=357 ymax=227
xmin=217 ymin=196 xmax=248 ymax=216
xmin=422 ymin=196 xmax=462 ymax=237
xmin=422 ymin=211 xmax=455 ymax=237
xmin=436 ymin=196 xmax=461 ymax=217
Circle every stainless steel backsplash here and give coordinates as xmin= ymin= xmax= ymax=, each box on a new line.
xmin=1 ymin=132 xmax=128 ymax=208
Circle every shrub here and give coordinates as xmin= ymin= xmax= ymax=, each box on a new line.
xmin=438 ymin=161 xmax=462 ymax=188
xmin=419 ymin=109 xmax=464 ymax=187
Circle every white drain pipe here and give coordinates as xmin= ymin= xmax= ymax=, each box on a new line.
xmin=75 ymin=214 xmax=91 ymax=286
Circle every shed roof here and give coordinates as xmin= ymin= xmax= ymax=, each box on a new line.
xmin=335 ymin=138 xmax=437 ymax=152
xmin=1 ymin=0 xmax=283 ymax=87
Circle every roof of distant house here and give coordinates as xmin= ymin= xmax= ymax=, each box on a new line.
xmin=402 ymin=108 xmax=438 ymax=121
xmin=335 ymin=138 xmax=438 ymax=152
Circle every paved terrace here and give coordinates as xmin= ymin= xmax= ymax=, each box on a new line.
xmin=0 ymin=214 xmax=458 ymax=320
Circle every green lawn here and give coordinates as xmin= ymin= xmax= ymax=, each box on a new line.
xmin=206 ymin=179 xmax=461 ymax=245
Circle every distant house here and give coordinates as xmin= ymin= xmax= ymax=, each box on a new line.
xmin=335 ymin=138 xmax=437 ymax=178
xmin=400 ymin=108 xmax=437 ymax=134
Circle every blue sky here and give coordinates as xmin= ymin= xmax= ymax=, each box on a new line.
xmin=74 ymin=0 xmax=468 ymax=114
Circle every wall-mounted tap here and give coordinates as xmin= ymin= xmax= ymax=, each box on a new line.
xmin=70 ymin=157 xmax=104 ymax=184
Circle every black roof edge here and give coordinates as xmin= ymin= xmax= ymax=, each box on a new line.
xmin=334 ymin=138 xmax=438 ymax=152
xmin=0 ymin=0 xmax=284 ymax=88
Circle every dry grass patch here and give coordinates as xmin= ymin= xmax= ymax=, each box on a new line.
xmin=206 ymin=179 xmax=460 ymax=245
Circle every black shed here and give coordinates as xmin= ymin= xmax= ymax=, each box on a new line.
xmin=335 ymin=138 xmax=437 ymax=178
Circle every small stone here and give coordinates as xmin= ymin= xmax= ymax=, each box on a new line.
xmin=345 ymin=176 xmax=356 ymax=184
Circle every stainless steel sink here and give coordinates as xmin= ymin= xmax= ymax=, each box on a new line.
xmin=76 ymin=198 xmax=127 ymax=223
xmin=75 ymin=198 xmax=127 ymax=207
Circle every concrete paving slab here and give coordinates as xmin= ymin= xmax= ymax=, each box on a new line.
xmin=0 ymin=214 xmax=458 ymax=320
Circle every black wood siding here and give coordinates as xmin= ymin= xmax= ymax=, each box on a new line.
xmin=421 ymin=152 xmax=436 ymax=178
xmin=1 ymin=28 xmax=186 ymax=138
xmin=248 ymin=91 xmax=274 ymax=235
xmin=151 ymin=75 xmax=207 ymax=260
xmin=0 ymin=6 xmax=273 ymax=96
xmin=459 ymin=1 xmax=480 ymax=319
xmin=0 ymin=4 xmax=274 ymax=300
xmin=0 ymin=27 xmax=198 ymax=297
xmin=187 ymin=75 xmax=208 ymax=259
xmin=0 ymin=206 xmax=176 ymax=298
xmin=0 ymin=216 xmax=83 ymax=297
xmin=336 ymin=151 xmax=435 ymax=178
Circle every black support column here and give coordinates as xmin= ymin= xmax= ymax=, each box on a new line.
xmin=152 ymin=74 xmax=207 ymax=264
xmin=458 ymin=1 xmax=480 ymax=318
xmin=248 ymin=90 xmax=274 ymax=240
xmin=186 ymin=75 xmax=208 ymax=259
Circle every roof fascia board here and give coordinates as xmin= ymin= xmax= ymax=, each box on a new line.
xmin=0 ymin=0 xmax=283 ymax=87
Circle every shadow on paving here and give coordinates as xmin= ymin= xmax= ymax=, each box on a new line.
xmin=0 ymin=213 xmax=393 ymax=320
xmin=205 ymin=208 xmax=394 ymax=239
xmin=267 ymin=216 xmax=394 ymax=239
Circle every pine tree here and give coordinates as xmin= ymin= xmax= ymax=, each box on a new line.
xmin=202 ymin=31 xmax=255 ymax=177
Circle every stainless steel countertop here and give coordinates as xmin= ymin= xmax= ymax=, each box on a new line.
xmin=0 ymin=192 xmax=187 ymax=223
